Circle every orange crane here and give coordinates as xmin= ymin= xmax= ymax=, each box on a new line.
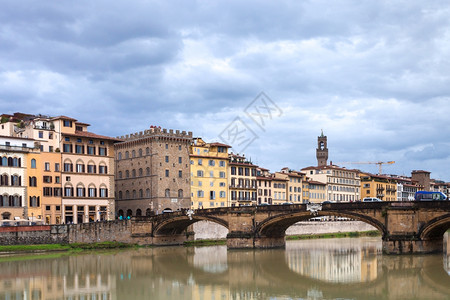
xmin=334 ymin=161 xmax=395 ymax=175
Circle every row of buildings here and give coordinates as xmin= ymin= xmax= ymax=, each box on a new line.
xmin=1 ymin=112 xmax=448 ymax=224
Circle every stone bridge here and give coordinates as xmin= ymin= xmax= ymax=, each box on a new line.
xmin=119 ymin=201 xmax=450 ymax=254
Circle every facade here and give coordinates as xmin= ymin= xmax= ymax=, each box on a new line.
xmin=189 ymin=138 xmax=230 ymax=209
xmin=302 ymin=165 xmax=360 ymax=202
xmin=256 ymin=168 xmax=272 ymax=205
xmin=360 ymin=173 xmax=398 ymax=201
xmin=411 ymin=170 xmax=431 ymax=191
xmin=277 ymin=168 xmax=305 ymax=203
xmin=306 ymin=180 xmax=327 ymax=203
xmin=229 ymin=153 xmax=258 ymax=206
xmin=115 ymin=127 xmax=192 ymax=216
xmin=0 ymin=135 xmax=37 ymax=221
xmin=1 ymin=113 xmax=118 ymax=223
xmin=271 ymin=175 xmax=288 ymax=204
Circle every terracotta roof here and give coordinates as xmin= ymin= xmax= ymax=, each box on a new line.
xmin=64 ymin=131 xmax=122 ymax=142
xmin=51 ymin=115 xmax=78 ymax=121
xmin=257 ymin=176 xmax=272 ymax=180
xmin=209 ymin=142 xmax=232 ymax=148
xmin=75 ymin=121 xmax=91 ymax=126
xmin=308 ymin=180 xmax=326 ymax=185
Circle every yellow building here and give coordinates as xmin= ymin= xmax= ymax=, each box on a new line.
xmin=306 ymin=180 xmax=327 ymax=203
xmin=40 ymin=152 xmax=63 ymax=224
xmin=360 ymin=173 xmax=398 ymax=201
xmin=190 ymin=138 xmax=230 ymax=209
xmin=277 ymin=168 xmax=306 ymax=204
xmin=228 ymin=153 xmax=258 ymax=207
xmin=271 ymin=174 xmax=288 ymax=205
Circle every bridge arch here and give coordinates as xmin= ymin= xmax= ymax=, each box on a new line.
xmin=256 ymin=211 xmax=386 ymax=238
xmin=153 ymin=214 xmax=229 ymax=236
xmin=419 ymin=213 xmax=450 ymax=240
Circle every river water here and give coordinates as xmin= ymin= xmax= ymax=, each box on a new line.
xmin=1 ymin=234 xmax=450 ymax=300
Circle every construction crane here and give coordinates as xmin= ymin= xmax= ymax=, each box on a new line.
xmin=334 ymin=161 xmax=395 ymax=175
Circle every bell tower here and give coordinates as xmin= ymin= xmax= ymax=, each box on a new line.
xmin=316 ymin=130 xmax=328 ymax=167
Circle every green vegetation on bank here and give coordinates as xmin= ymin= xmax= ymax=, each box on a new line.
xmin=184 ymin=239 xmax=227 ymax=247
xmin=286 ymin=230 xmax=381 ymax=240
xmin=0 ymin=241 xmax=136 ymax=254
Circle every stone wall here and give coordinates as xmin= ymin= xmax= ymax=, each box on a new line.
xmin=0 ymin=225 xmax=68 ymax=245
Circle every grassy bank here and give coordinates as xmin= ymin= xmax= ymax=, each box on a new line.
xmin=184 ymin=239 xmax=227 ymax=247
xmin=0 ymin=241 xmax=136 ymax=254
xmin=286 ymin=230 xmax=381 ymax=240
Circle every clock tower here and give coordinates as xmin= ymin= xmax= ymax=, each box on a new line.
xmin=316 ymin=130 xmax=328 ymax=167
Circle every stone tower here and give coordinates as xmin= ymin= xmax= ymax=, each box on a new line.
xmin=316 ymin=130 xmax=328 ymax=167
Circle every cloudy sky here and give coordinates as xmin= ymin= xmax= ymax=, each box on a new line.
xmin=1 ymin=0 xmax=450 ymax=181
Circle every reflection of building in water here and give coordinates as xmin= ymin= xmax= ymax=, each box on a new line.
xmin=286 ymin=240 xmax=379 ymax=283
xmin=192 ymin=246 xmax=228 ymax=273
xmin=444 ymin=232 xmax=450 ymax=275
xmin=63 ymin=273 xmax=115 ymax=300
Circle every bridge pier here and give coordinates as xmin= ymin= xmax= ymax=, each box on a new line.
xmin=382 ymin=237 xmax=443 ymax=254
xmin=152 ymin=232 xmax=195 ymax=246
xmin=226 ymin=232 xmax=285 ymax=249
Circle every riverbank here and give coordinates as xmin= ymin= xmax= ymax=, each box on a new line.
xmin=0 ymin=241 xmax=135 ymax=255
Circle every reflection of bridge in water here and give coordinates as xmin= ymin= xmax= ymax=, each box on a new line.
xmin=1 ymin=237 xmax=450 ymax=299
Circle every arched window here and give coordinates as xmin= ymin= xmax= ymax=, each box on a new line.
xmin=29 ymin=176 xmax=37 ymax=187
xmin=132 ymin=169 xmax=136 ymax=177
xmin=126 ymin=170 xmax=129 ymax=178
xmin=178 ymin=189 xmax=183 ymax=198
xmin=118 ymin=171 xmax=122 ymax=179
xmin=136 ymin=209 xmax=142 ymax=216
xmin=146 ymin=147 xmax=150 ymax=155
xmin=139 ymin=189 xmax=143 ymax=198
xmin=76 ymin=184 xmax=86 ymax=197
xmin=138 ymin=149 xmax=143 ymax=157
xmin=146 ymin=208 xmax=151 ymax=216
xmin=1 ymin=174 xmax=8 ymax=186
xmin=132 ymin=150 xmax=136 ymax=158
xmin=31 ymin=159 xmax=36 ymax=169
xmin=1 ymin=157 xmax=7 ymax=166
xmin=1 ymin=195 xmax=8 ymax=207
xmin=138 ymin=168 xmax=143 ymax=176
xmin=132 ymin=190 xmax=136 ymax=198
xmin=12 ymin=157 xmax=18 ymax=167
xmin=146 ymin=167 xmax=150 ymax=176
xmin=165 ymin=189 xmax=170 ymax=197
xmin=127 ymin=209 xmax=132 ymax=217
xmin=125 ymin=151 xmax=129 ymax=159
xmin=118 ymin=152 xmax=122 ymax=160
xmin=11 ymin=175 xmax=20 ymax=186
xmin=99 ymin=185 xmax=108 ymax=198
xmin=118 ymin=191 xmax=123 ymax=199
xmin=146 ymin=188 xmax=150 ymax=198
xmin=118 ymin=209 xmax=124 ymax=217
xmin=125 ymin=190 xmax=130 ymax=199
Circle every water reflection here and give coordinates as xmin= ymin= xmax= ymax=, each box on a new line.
xmin=0 ymin=234 xmax=449 ymax=300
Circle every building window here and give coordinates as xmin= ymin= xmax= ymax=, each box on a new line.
xmin=77 ymin=187 xmax=85 ymax=197
xmin=63 ymin=144 xmax=72 ymax=153
xmin=165 ymin=144 xmax=168 ymax=149
xmin=219 ymin=161 xmax=225 ymax=167
xmin=55 ymin=163 xmax=60 ymax=171
xmin=165 ymin=156 xmax=169 ymax=163
xmin=165 ymin=189 xmax=170 ymax=197
xmin=219 ymin=171 xmax=225 ymax=178
xmin=44 ymin=162 xmax=50 ymax=171
xmin=198 ymin=159 xmax=202 ymax=165
xmin=76 ymin=164 xmax=85 ymax=173
xmin=29 ymin=196 xmax=40 ymax=207
xmin=64 ymin=163 xmax=73 ymax=172
xmin=197 ymin=170 xmax=204 ymax=177
xmin=87 ymin=146 xmax=95 ymax=155
xmin=220 ymin=191 xmax=226 ymax=198
xmin=64 ymin=187 xmax=73 ymax=197
xmin=178 ymin=170 xmax=182 ymax=178
xmin=210 ymin=191 xmax=216 ymax=200
xmin=55 ymin=176 xmax=60 ymax=183
xmin=208 ymin=160 xmax=215 ymax=166
xmin=43 ymin=176 xmax=52 ymax=183
xmin=99 ymin=165 xmax=107 ymax=174
xmin=99 ymin=188 xmax=107 ymax=198
xmin=31 ymin=159 xmax=36 ymax=169
xmin=87 ymin=164 xmax=96 ymax=173
xmin=165 ymin=169 xmax=169 ymax=177
xmin=98 ymin=147 xmax=107 ymax=156
xmin=231 ymin=167 xmax=236 ymax=175
xmin=29 ymin=176 xmax=37 ymax=187
xmin=197 ymin=190 xmax=204 ymax=198
xmin=178 ymin=157 xmax=182 ymax=164
xmin=63 ymin=120 xmax=72 ymax=127
xmin=39 ymin=131 xmax=43 ymax=138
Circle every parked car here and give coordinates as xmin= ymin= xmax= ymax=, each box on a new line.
xmin=362 ymin=197 xmax=382 ymax=202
